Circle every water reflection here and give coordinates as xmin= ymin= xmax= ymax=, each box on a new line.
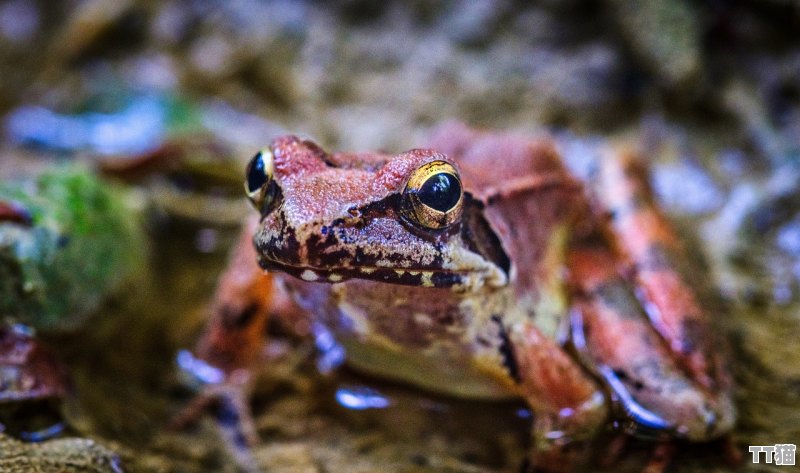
xmin=335 ymin=386 xmax=391 ymax=410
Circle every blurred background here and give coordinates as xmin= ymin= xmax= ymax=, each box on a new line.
xmin=0 ymin=1 xmax=798 ymax=472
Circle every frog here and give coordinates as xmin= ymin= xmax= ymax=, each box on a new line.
xmin=181 ymin=122 xmax=736 ymax=472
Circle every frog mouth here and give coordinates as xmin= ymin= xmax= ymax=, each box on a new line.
xmin=260 ymin=259 xmax=469 ymax=288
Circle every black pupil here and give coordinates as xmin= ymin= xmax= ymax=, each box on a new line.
xmin=246 ymin=152 xmax=268 ymax=193
xmin=418 ymin=173 xmax=461 ymax=212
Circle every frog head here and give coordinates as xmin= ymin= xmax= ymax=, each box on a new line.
xmin=245 ymin=135 xmax=510 ymax=290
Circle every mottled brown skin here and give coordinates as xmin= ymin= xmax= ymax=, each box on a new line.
xmin=595 ymin=151 xmax=730 ymax=393
xmin=190 ymin=123 xmax=735 ymax=471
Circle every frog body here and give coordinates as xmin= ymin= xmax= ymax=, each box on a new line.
xmin=191 ymin=122 xmax=735 ymax=471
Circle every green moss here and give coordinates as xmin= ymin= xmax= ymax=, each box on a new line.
xmin=0 ymin=166 xmax=145 ymax=330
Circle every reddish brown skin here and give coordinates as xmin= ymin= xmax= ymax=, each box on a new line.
xmin=597 ymin=151 xmax=728 ymax=392
xmin=187 ymin=123 xmax=736 ymax=472
xmin=512 ymin=322 xmax=606 ymax=469
xmin=567 ymin=245 xmax=729 ymax=440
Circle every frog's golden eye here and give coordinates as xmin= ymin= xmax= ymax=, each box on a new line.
xmin=402 ymin=161 xmax=463 ymax=230
xmin=244 ymin=148 xmax=277 ymax=212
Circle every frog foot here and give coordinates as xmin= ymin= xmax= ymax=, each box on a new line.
xmin=522 ymin=445 xmax=593 ymax=473
xmin=525 ymin=437 xmax=673 ymax=473
xmin=595 ymin=435 xmax=667 ymax=470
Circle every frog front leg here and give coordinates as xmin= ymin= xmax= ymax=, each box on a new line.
xmin=501 ymin=321 xmax=607 ymax=472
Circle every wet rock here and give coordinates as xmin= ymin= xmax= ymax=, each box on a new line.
xmin=0 ymin=432 xmax=123 ymax=473
xmin=0 ymin=166 xmax=144 ymax=330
